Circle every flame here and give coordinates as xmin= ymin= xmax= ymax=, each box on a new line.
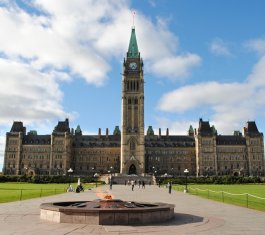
xmin=95 ymin=188 xmax=114 ymax=200
xmin=104 ymin=195 xmax=112 ymax=200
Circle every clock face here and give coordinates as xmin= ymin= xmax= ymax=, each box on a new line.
xmin=129 ymin=62 xmax=137 ymax=70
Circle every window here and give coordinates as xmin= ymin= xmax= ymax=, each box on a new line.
xmin=130 ymin=140 xmax=136 ymax=150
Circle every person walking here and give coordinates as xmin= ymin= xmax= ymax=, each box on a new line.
xmin=110 ymin=178 xmax=112 ymax=190
xmin=168 ymin=181 xmax=172 ymax=194
xmin=142 ymin=180 xmax=145 ymax=189
xmin=131 ymin=180 xmax=135 ymax=191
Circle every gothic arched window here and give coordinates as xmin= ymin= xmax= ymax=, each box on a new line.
xmin=130 ymin=140 xmax=136 ymax=150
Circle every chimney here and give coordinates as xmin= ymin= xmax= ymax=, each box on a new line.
xmin=159 ymin=128 xmax=161 ymax=138
xmin=98 ymin=128 xmax=101 ymax=137
xmin=166 ymin=128 xmax=169 ymax=136
xmin=106 ymin=128 xmax=109 ymax=137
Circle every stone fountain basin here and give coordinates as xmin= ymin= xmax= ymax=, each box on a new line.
xmin=40 ymin=199 xmax=175 ymax=225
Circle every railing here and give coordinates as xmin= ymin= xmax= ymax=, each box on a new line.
xmin=172 ymin=185 xmax=265 ymax=212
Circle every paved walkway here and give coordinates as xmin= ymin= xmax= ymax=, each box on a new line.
xmin=0 ymin=185 xmax=265 ymax=234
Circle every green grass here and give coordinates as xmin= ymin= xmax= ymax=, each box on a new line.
xmin=0 ymin=182 xmax=96 ymax=203
xmin=172 ymin=184 xmax=265 ymax=212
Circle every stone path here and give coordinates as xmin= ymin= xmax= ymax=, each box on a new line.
xmin=0 ymin=184 xmax=265 ymax=234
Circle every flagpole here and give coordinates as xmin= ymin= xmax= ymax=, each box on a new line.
xmin=132 ymin=11 xmax=135 ymax=28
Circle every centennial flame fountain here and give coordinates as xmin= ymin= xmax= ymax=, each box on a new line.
xmin=40 ymin=195 xmax=174 ymax=225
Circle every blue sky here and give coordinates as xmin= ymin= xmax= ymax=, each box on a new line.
xmin=1 ymin=0 xmax=265 ymax=170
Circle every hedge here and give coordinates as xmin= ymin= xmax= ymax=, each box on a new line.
xmin=0 ymin=175 xmax=104 ymax=184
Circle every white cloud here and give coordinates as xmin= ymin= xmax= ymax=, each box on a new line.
xmin=247 ymin=55 xmax=265 ymax=87
xmin=245 ymin=38 xmax=265 ymax=55
xmin=151 ymin=54 xmax=201 ymax=80
xmin=158 ymin=82 xmax=251 ymax=112
xmin=0 ymin=58 xmax=73 ymax=125
xmin=210 ymin=38 xmax=232 ymax=57
xmin=154 ymin=117 xmax=197 ymax=135
xmin=0 ymin=1 xmax=200 ymax=83
xmin=157 ymin=53 xmax=265 ymax=134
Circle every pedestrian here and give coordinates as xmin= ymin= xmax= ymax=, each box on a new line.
xmin=110 ymin=179 xmax=112 ymax=190
xmin=169 ymin=181 xmax=172 ymax=194
xmin=131 ymin=180 xmax=135 ymax=191
xmin=125 ymin=180 xmax=127 ymax=186
xmin=142 ymin=180 xmax=145 ymax=189
xmin=138 ymin=180 xmax=141 ymax=188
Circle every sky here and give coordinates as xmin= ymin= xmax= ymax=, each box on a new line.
xmin=1 ymin=0 xmax=265 ymax=170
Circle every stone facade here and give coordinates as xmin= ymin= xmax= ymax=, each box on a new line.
xmin=3 ymin=118 xmax=264 ymax=177
xmin=2 ymin=27 xmax=265 ymax=177
xmin=195 ymin=119 xmax=264 ymax=176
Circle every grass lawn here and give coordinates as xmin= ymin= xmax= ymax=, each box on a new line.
xmin=0 ymin=182 xmax=96 ymax=203
xmin=173 ymin=184 xmax=265 ymax=212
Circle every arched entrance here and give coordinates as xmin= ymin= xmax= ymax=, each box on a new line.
xmin=129 ymin=164 xmax=137 ymax=175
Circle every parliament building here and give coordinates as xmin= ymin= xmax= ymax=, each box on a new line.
xmin=3 ymin=28 xmax=265 ymax=177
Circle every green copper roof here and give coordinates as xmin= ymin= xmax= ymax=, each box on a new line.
xmin=75 ymin=125 xmax=82 ymax=133
xmin=189 ymin=125 xmax=194 ymax=133
xmin=127 ymin=27 xmax=139 ymax=58
xmin=147 ymin=126 xmax=154 ymax=136
xmin=113 ymin=126 xmax=121 ymax=135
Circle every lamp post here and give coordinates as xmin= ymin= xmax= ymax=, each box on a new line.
xmin=68 ymin=168 xmax=73 ymax=187
xmin=184 ymin=169 xmax=189 ymax=193
xmin=110 ymin=166 xmax=113 ymax=176
xmin=94 ymin=173 xmax=99 ymax=187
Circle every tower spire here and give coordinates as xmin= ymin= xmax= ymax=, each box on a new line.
xmin=127 ymin=27 xmax=139 ymax=58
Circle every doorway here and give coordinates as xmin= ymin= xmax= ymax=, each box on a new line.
xmin=129 ymin=164 xmax=137 ymax=175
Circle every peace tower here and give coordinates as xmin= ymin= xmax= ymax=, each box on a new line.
xmin=120 ymin=27 xmax=145 ymax=175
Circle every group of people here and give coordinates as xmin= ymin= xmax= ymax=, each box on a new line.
xmin=125 ymin=180 xmax=146 ymax=191
xmin=67 ymin=182 xmax=84 ymax=193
